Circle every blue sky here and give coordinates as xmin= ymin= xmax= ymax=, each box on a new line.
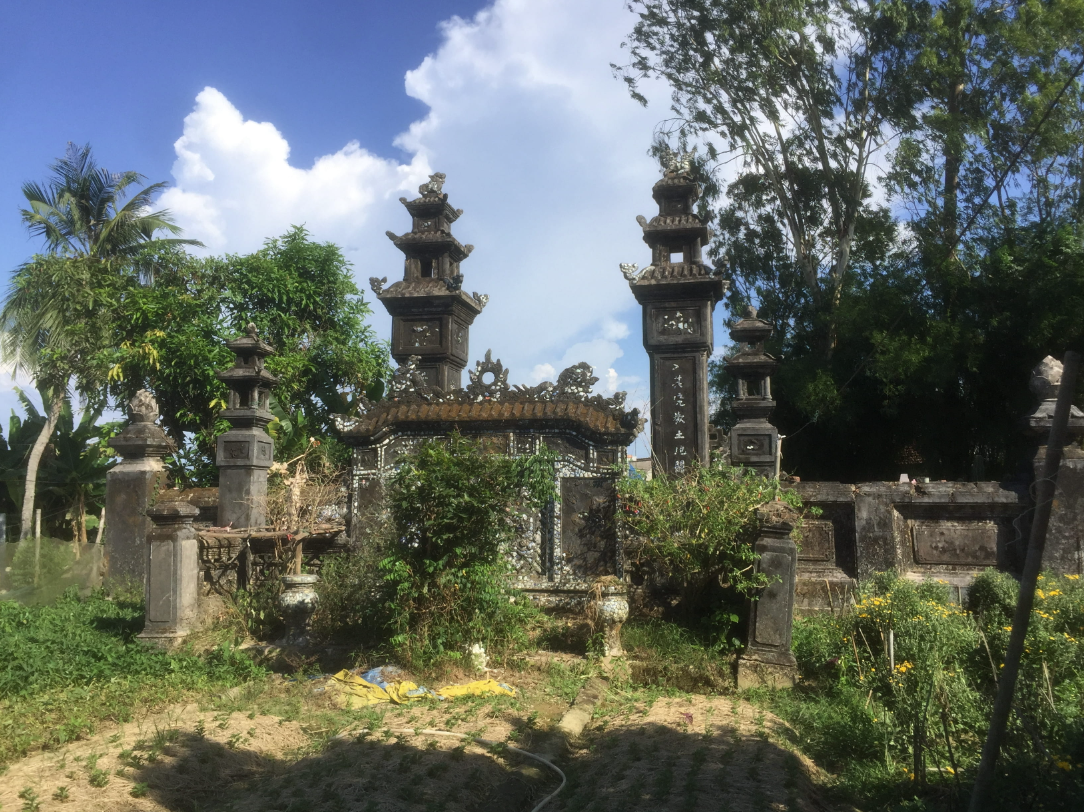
xmin=0 ymin=0 xmax=728 ymax=458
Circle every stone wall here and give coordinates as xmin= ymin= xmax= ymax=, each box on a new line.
xmin=791 ymin=481 xmax=1030 ymax=611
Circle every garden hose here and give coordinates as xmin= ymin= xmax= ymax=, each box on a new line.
xmin=384 ymin=728 xmax=566 ymax=812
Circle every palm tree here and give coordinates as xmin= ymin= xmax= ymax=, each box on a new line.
xmin=2 ymin=143 xmax=200 ymax=538
xmin=20 ymin=142 xmax=197 ymax=260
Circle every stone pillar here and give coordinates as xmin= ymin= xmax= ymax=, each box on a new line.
xmin=104 ymin=391 xmax=174 ymax=585
xmin=737 ymin=502 xmax=799 ymax=689
xmin=724 ymin=307 xmax=779 ymax=476
xmin=625 ymin=152 xmax=728 ymax=476
xmin=1023 ymin=356 xmax=1084 ymax=574
xmin=139 ymin=502 xmax=200 ymax=645
xmin=216 ymin=324 xmax=276 ymax=529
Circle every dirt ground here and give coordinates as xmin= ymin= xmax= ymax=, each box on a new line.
xmin=0 ymin=667 xmax=838 ymax=812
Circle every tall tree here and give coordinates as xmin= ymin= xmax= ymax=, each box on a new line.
xmin=616 ymin=0 xmax=923 ymax=353
xmin=20 ymin=143 xmax=194 ymax=260
xmin=108 ymin=227 xmax=390 ymax=483
xmin=2 ymin=144 xmax=195 ymax=538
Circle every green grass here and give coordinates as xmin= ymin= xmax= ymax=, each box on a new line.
xmin=619 ymin=618 xmax=735 ymax=692
xmin=0 ymin=588 xmax=264 ymax=765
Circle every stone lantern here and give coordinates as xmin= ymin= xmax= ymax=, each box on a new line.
xmin=216 ymin=324 xmax=277 ymax=529
xmin=724 ymin=306 xmax=779 ymax=476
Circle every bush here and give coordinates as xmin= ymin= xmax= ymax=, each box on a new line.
xmin=780 ymin=570 xmax=1084 ymax=810
xmin=618 ymin=463 xmax=804 ymax=611
xmin=376 ymin=433 xmax=558 ymax=667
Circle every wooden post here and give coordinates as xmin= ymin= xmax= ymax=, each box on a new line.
xmin=33 ymin=508 xmax=41 ymax=586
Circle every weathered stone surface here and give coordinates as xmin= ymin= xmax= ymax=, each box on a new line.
xmin=104 ymin=391 xmax=175 ymax=586
xmin=739 ymin=503 xmax=799 ymax=686
xmin=215 ymin=326 xmax=276 ymax=529
xmin=1024 ymin=357 xmax=1084 ymax=576
xmin=797 ymin=519 xmax=835 ymax=562
xmin=789 ymin=480 xmax=1027 ymax=612
xmin=561 ymin=477 xmax=617 ymax=579
xmin=139 ymin=502 xmax=200 ymax=645
xmin=912 ymin=520 xmax=999 ymax=565
xmin=1044 ymin=459 xmax=1084 ymax=575
xmin=626 ymin=158 xmax=727 ymax=475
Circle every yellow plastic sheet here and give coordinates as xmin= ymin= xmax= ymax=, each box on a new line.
xmin=329 ymin=670 xmax=515 ymax=708
xmin=435 ymin=679 xmax=516 ymax=699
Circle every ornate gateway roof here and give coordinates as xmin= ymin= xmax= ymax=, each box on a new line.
xmin=333 ymin=351 xmax=644 ymax=448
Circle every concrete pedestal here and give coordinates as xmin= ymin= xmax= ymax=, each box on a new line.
xmin=139 ymin=502 xmax=200 ymax=646
xmin=738 ymin=503 xmax=799 ymax=689
xmin=104 ymin=410 xmax=174 ymax=586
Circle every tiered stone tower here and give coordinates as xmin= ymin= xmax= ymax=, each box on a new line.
xmin=724 ymin=308 xmax=779 ymax=476
xmin=624 ymin=154 xmax=728 ymax=475
xmin=216 ymin=324 xmax=276 ymax=529
xmin=370 ymin=173 xmax=487 ymax=391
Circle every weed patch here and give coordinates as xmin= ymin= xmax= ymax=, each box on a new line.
xmin=0 ymin=589 xmax=264 ymax=765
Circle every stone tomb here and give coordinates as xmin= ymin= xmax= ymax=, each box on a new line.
xmin=335 ymin=353 xmax=643 ymax=603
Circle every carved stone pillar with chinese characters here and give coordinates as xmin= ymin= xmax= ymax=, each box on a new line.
xmin=216 ymin=324 xmax=276 ymax=529
xmin=724 ymin=308 xmax=779 ymax=476
xmin=371 ymin=173 xmax=486 ymax=392
xmin=625 ymin=156 xmax=728 ymax=476
xmin=105 ymin=391 xmax=175 ymax=586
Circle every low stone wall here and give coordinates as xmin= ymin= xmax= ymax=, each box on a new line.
xmin=791 ymin=481 xmax=1031 ymax=612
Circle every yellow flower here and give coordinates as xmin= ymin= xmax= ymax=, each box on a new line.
xmin=1055 ymin=760 xmax=1072 ymax=771
xmin=1065 ymin=574 xmax=1080 ymax=580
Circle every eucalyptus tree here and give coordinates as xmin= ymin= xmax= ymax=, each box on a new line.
xmin=615 ymin=0 xmax=923 ymax=354
xmin=2 ymin=143 xmax=198 ymax=538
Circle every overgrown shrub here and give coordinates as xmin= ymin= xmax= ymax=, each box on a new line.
xmin=376 ymin=433 xmax=558 ymax=667
xmin=310 ymin=533 xmax=388 ymax=643
xmin=618 ymin=463 xmax=804 ymax=616
xmin=782 ymin=570 xmax=1084 ymax=810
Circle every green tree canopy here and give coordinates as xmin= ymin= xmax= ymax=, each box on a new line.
xmin=109 ymin=226 xmax=389 ymax=483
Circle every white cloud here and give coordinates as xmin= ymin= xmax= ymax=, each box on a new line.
xmin=159 ymin=87 xmax=431 ymax=256
xmin=161 ymin=1 xmax=679 ymax=401
xmin=601 ymin=318 xmax=630 ymax=341
xmin=529 ymin=363 xmax=556 ymax=384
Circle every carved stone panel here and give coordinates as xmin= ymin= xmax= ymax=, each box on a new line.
xmin=912 ymin=520 xmax=999 ymax=566
xmin=653 ymin=308 xmax=701 ymax=338
xmin=561 ymin=477 xmax=617 ymax=580
xmin=645 ymin=302 xmax=711 ymax=348
xmin=652 ymin=355 xmax=699 ymax=476
xmin=754 ymin=551 xmax=791 ymax=647
xmin=798 ymin=519 xmax=835 ymax=562
xmin=224 ymin=441 xmax=249 ymax=461
xmin=404 ymin=319 xmax=442 ymax=350
xmin=450 ymin=320 xmax=469 ymax=364
xmin=354 ymin=448 xmax=379 ymax=471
